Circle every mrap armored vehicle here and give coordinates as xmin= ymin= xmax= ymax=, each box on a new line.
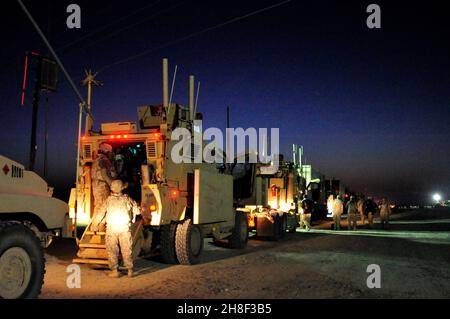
xmin=232 ymin=155 xmax=299 ymax=239
xmin=0 ymin=155 xmax=70 ymax=298
xmin=71 ymin=59 xmax=248 ymax=266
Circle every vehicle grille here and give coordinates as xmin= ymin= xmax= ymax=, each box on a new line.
xmin=83 ymin=143 xmax=93 ymax=160
xmin=146 ymin=141 xmax=157 ymax=159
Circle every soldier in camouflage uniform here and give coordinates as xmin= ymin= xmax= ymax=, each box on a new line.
xmin=347 ymin=196 xmax=358 ymax=230
xmin=98 ymin=179 xmax=140 ymax=278
xmin=91 ymin=143 xmax=117 ymax=232
xmin=379 ymin=197 xmax=391 ymax=229
xmin=332 ymin=195 xmax=344 ymax=230
xmin=357 ymin=195 xmax=366 ymax=225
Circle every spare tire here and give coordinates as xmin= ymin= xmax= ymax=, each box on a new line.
xmin=0 ymin=222 xmax=45 ymax=299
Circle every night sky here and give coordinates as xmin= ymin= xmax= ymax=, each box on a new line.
xmin=1 ymin=0 xmax=449 ymax=204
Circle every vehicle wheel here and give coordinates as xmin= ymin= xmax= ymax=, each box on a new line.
xmin=161 ymin=222 xmax=179 ymax=264
xmin=0 ymin=222 xmax=45 ymax=299
xmin=272 ymin=215 xmax=281 ymax=241
xmin=229 ymin=211 xmax=248 ymax=249
xmin=175 ymin=219 xmax=203 ymax=265
xmin=289 ymin=217 xmax=297 ymax=233
xmin=279 ymin=214 xmax=287 ymax=238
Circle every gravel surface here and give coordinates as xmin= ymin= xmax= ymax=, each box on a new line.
xmin=41 ymin=208 xmax=450 ymax=298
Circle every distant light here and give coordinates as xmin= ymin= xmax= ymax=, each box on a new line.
xmin=433 ymin=193 xmax=441 ymax=202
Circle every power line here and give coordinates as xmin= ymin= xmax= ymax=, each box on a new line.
xmin=97 ymin=0 xmax=292 ymax=74
xmin=57 ymin=0 xmax=162 ymax=51
xmin=63 ymin=0 xmax=187 ymax=53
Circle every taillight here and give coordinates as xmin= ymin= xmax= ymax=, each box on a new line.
xmin=271 ymin=185 xmax=277 ymax=196
xmin=153 ymin=132 xmax=165 ymax=140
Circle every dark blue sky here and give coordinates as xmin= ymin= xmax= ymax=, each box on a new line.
xmin=1 ymin=0 xmax=449 ymax=204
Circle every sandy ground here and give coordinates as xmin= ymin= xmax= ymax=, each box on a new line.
xmin=41 ymin=208 xmax=450 ymax=298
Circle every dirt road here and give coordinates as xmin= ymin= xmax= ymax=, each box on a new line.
xmin=41 ymin=208 xmax=450 ymax=298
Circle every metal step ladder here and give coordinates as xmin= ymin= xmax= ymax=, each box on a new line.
xmin=73 ymin=220 xmax=147 ymax=266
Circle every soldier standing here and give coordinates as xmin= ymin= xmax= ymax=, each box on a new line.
xmin=99 ymin=180 xmax=141 ymax=278
xmin=347 ymin=196 xmax=358 ymax=230
xmin=364 ymin=197 xmax=377 ymax=229
xmin=357 ymin=195 xmax=365 ymax=225
xmin=379 ymin=197 xmax=391 ymax=229
xmin=332 ymin=195 xmax=344 ymax=230
xmin=327 ymin=194 xmax=334 ymax=218
xmin=91 ymin=143 xmax=117 ymax=231
xmin=300 ymin=194 xmax=314 ymax=231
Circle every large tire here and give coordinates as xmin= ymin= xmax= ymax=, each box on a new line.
xmin=0 ymin=222 xmax=45 ymax=299
xmin=279 ymin=214 xmax=287 ymax=238
xmin=288 ymin=216 xmax=297 ymax=233
xmin=160 ymin=222 xmax=179 ymax=264
xmin=175 ymin=219 xmax=203 ymax=265
xmin=272 ymin=215 xmax=281 ymax=241
xmin=229 ymin=211 xmax=248 ymax=249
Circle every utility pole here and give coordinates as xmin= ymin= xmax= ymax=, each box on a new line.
xmin=28 ymin=56 xmax=42 ymax=171
xmin=81 ymin=69 xmax=101 ymax=135
xmin=43 ymin=96 xmax=49 ymax=178
xmin=17 ymin=0 xmax=92 ymax=239
xmin=226 ymin=106 xmax=230 ymax=162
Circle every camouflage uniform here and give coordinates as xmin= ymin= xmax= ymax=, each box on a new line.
xmin=347 ymin=199 xmax=358 ymax=230
xmin=379 ymin=198 xmax=391 ymax=229
xmin=357 ymin=198 xmax=365 ymax=225
xmin=91 ymin=152 xmax=116 ymax=231
xmin=100 ymin=191 xmax=140 ymax=270
xmin=327 ymin=195 xmax=334 ymax=217
xmin=332 ymin=197 xmax=344 ymax=230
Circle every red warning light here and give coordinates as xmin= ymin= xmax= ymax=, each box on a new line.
xmin=21 ymin=54 xmax=29 ymax=107
xmin=81 ymin=136 xmax=86 ymax=140
xmin=271 ymin=185 xmax=277 ymax=197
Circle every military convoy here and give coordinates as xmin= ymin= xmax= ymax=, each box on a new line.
xmin=0 ymin=155 xmax=71 ymax=298
xmin=0 ymin=58 xmax=322 ymax=299
xmin=69 ymin=59 xmax=310 ymax=268
xmin=70 ymin=59 xmax=250 ymax=266
xmin=232 ymin=156 xmax=299 ymax=239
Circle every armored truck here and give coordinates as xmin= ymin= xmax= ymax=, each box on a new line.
xmin=71 ymin=59 xmax=248 ymax=266
xmin=0 ymin=155 xmax=71 ymax=298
